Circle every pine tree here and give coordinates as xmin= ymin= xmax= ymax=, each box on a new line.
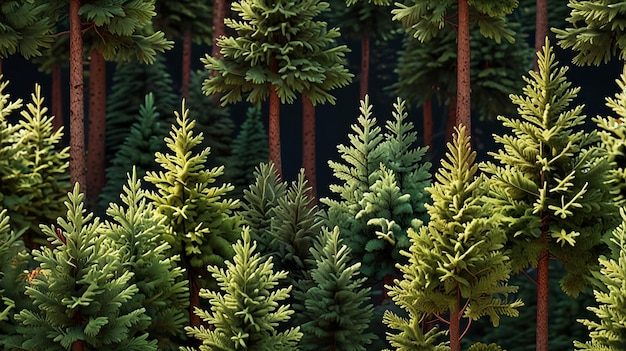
xmin=144 ymin=100 xmax=241 ymax=327
xmin=16 ymin=184 xmax=154 ymax=351
xmin=105 ymin=168 xmax=189 ymax=350
xmin=295 ymin=225 xmax=376 ymax=351
xmin=224 ymin=107 xmax=269 ymax=199
xmin=0 ymin=1 xmax=53 ymax=61
xmin=100 ymin=93 xmax=167 ymax=208
xmin=182 ymin=226 xmax=302 ymax=351
xmin=574 ymin=208 xmax=626 ymax=351
xmin=481 ymin=40 xmax=618 ymax=351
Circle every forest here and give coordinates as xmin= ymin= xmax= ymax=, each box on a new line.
xmin=1 ymin=0 xmax=626 ymax=350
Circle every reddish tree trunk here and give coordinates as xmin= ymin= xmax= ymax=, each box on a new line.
xmin=456 ymin=0 xmax=471 ymax=132
xmin=302 ymin=95 xmax=317 ymax=203
xmin=69 ymin=0 xmax=87 ymax=188
xmin=535 ymin=0 xmax=549 ymax=71
xmin=87 ymin=50 xmax=106 ymax=206
xmin=189 ymin=269 xmax=201 ymax=328
xmin=449 ymin=289 xmax=461 ymax=351
xmin=181 ymin=28 xmax=192 ymax=99
xmin=212 ymin=0 xmax=226 ymax=61
xmin=423 ymin=98 xmax=433 ymax=146
xmin=51 ymin=63 xmax=63 ymax=131
xmin=269 ymin=84 xmax=282 ymax=177
xmin=360 ymin=34 xmax=370 ymax=100
xmin=446 ymin=100 xmax=457 ymax=143
xmin=536 ymin=216 xmax=550 ymax=351
xmin=71 ymin=340 xmax=84 ymax=351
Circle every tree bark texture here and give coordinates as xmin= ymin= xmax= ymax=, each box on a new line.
xmin=87 ymin=50 xmax=106 ymax=206
xmin=456 ymin=0 xmax=471 ymax=133
xmin=51 ymin=63 xmax=63 ymax=131
xmin=189 ymin=268 xmax=201 ymax=328
xmin=423 ymin=98 xmax=433 ymax=147
xmin=69 ymin=0 xmax=87 ymax=188
xmin=536 ymin=216 xmax=550 ymax=351
xmin=449 ymin=289 xmax=461 ymax=351
xmin=181 ymin=28 xmax=192 ymax=99
xmin=302 ymin=95 xmax=317 ymax=203
xmin=535 ymin=0 xmax=549 ymax=71
xmin=212 ymin=0 xmax=226 ymax=61
xmin=360 ymin=34 xmax=370 ymax=100
xmin=269 ymin=84 xmax=282 ymax=178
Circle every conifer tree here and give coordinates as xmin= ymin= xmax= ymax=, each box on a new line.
xmin=384 ymin=125 xmax=522 ymax=351
xmin=105 ymin=168 xmax=190 ymax=350
xmin=183 ymin=226 xmax=302 ymax=351
xmin=481 ymin=40 xmax=618 ymax=351
xmin=0 ymin=0 xmax=53 ymax=65
xmin=574 ymin=208 xmax=626 ymax=350
xmin=144 ymin=100 xmax=241 ymax=328
xmin=295 ymin=225 xmax=376 ymax=351
xmin=224 ymin=107 xmax=269 ymax=198
xmin=100 ymin=93 xmax=167 ymax=208
xmin=16 ymin=184 xmax=154 ymax=351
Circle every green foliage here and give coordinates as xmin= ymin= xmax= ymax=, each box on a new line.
xmin=0 ymin=1 xmax=54 ymax=59
xmin=295 ymin=226 xmax=376 ymax=351
xmin=154 ymin=0 xmax=213 ymax=43
xmin=144 ymin=100 xmax=241 ymax=280
xmin=322 ymin=96 xmax=431 ymax=280
xmin=105 ymin=168 xmax=189 ymax=351
xmin=327 ymin=0 xmax=397 ymax=40
xmin=202 ymin=0 xmax=352 ymax=106
xmin=554 ymin=0 xmax=626 ymax=65
xmin=481 ymin=40 xmax=618 ymax=296
xmin=224 ymin=106 xmax=269 ymax=198
xmin=106 ymin=54 xmax=177 ymax=158
xmin=100 ymin=93 xmax=168 ymax=208
xmin=16 ymin=184 xmax=155 ymax=350
xmin=183 ymin=227 xmax=302 ymax=351
xmin=467 ymin=343 xmax=503 ymax=351
xmin=384 ymin=125 xmax=522 ymax=349
xmin=392 ymin=0 xmax=518 ymax=44
xmin=574 ymin=208 xmax=626 ymax=350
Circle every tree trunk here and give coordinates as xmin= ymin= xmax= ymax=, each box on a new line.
xmin=456 ymin=0 xmax=471 ymax=132
xmin=423 ymin=98 xmax=433 ymax=146
xmin=269 ymin=84 xmax=282 ymax=178
xmin=449 ymin=288 xmax=461 ymax=351
xmin=71 ymin=340 xmax=84 ymax=351
xmin=302 ymin=95 xmax=317 ymax=203
xmin=212 ymin=0 xmax=226 ymax=61
xmin=446 ymin=99 xmax=457 ymax=143
xmin=51 ymin=63 xmax=63 ymax=131
xmin=69 ymin=0 xmax=87 ymax=188
xmin=189 ymin=268 xmax=201 ymax=328
xmin=535 ymin=0 xmax=549 ymax=71
xmin=87 ymin=50 xmax=106 ymax=208
xmin=536 ymin=216 xmax=550 ymax=351
xmin=360 ymin=34 xmax=370 ymax=100
xmin=181 ymin=28 xmax=192 ymax=100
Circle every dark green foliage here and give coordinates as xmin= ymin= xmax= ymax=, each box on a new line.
xmin=0 ymin=1 xmax=54 ymax=59
xmin=384 ymin=125 xmax=522 ymax=350
xmin=322 ymin=97 xmax=431 ymax=280
xmin=202 ymin=0 xmax=352 ymax=106
xmin=0 ymin=209 xmax=32 ymax=349
xmin=16 ymin=184 xmax=155 ymax=350
xmin=106 ymin=54 xmax=177 ymax=158
xmin=154 ymin=0 xmax=212 ymax=43
xmin=295 ymin=226 xmax=376 ymax=351
xmin=105 ymin=168 xmax=189 ymax=351
xmin=144 ymin=100 xmax=241 ymax=279
xmin=224 ymin=106 xmax=269 ymax=198
xmin=575 ymin=208 xmax=626 ymax=350
xmin=100 ymin=93 xmax=167 ymax=209
xmin=182 ymin=227 xmax=302 ymax=351
xmin=327 ymin=0 xmax=396 ymax=40
xmin=554 ymin=0 xmax=626 ymax=65
xmin=481 ymin=40 xmax=618 ymax=296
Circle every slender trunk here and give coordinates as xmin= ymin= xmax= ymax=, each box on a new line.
xmin=51 ymin=63 xmax=63 ymax=131
xmin=360 ymin=34 xmax=370 ymax=100
xmin=269 ymin=84 xmax=282 ymax=177
xmin=87 ymin=50 xmax=106 ymax=208
xmin=535 ymin=0 xmax=549 ymax=71
xmin=423 ymin=98 xmax=433 ymax=146
xmin=212 ymin=0 xmax=226 ymax=61
xmin=69 ymin=0 xmax=86 ymax=188
xmin=536 ymin=216 xmax=550 ymax=351
xmin=446 ymin=99 xmax=457 ymax=143
xmin=449 ymin=287 xmax=461 ymax=351
xmin=189 ymin=268 xmax=201 ymax=328
xmin=182 ymin=28 xmax=192 ymax=100
xmin=456 ymin=0 xmax=471 ymax=132
xmin=71 ymin=340 xmax=84 ymax=351
xmin=302 ymin=95 xmax=317 ymax=203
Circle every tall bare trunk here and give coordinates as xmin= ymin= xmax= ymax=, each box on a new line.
xmin=51 ymin=63 xmax=63 ymax=131
xmin=449 ymin=287 xmax=461 ymax=351
xmin=69 ymin=0 xmax=87 ymax=188
xmin=269 ymin=84 xmax=282 ymax=178
xmin=423 ymin=98 xmax=433 ymax=146
xmin=536 ymin=215 xmax=550 ymax=351
xmin=87 ymin=50 xmax=106 ymax=208
xmin=535 ymin=0 xmax=549 ymax=71
xmin=212 ymin=0 xmax=226 ymax=61
xmin=302 ymin=95 xmax=317 ymax=203
xmin=189 ymin=268 xmax=201 ymax=328
xmin=456 ymin=0 xmax=471 ymax=132
xmin=181 ymin=28 xmax=192 ymax=99
xmin=360 ymin=34 xmax=370 ymax=100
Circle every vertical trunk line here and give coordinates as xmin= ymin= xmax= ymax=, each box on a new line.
xmin=534 ymin=0 xmax=549 ymax=71
xmin=52 ymin=63 xmax=63 ymax=131
xmin=69 ymin=0 xmax=86 ymax=188
xmin=302 ymin=95 xmax=317 ymax=203
xmin=360 ymin=34 xmax=370 ymax=100
xmin=87 ymin=50 xmax=106 ymax=208
xmin=536 ymin=214 xmax=550 ymax=351
xmin=182 ymin=28 xmax=192 ymax=100
xmin=449 ymin=284 xmax=461 ymax=351
xmin=456 ymin=0 xmax=471 ymax=132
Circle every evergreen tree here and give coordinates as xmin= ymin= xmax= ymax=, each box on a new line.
xmin=100 ymin=93 xmax=167 ymax=209
xmin=295 ymin=225 xmax=376 ymax=351
xmin=105 ymin=168 xmax=189 ymax=350
xmin=574 ymin=208 xmax=626 ymax=350
xmin=144 ymin=100 xmax=241 ymax=327
xmin=182 ymin=226 xmax=302 ymax=351
xmin=16 ymin=184 xmax=154 ymax=351
xmin=224 ymin=106 xmax=269 ymax=199
xmin=384 ymin=125 xmax=522 ymax=351
xmin=481 ymin=40 xmax=618 ymax=351
xmin=0 ymin=0 xmax=53 ymax=62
